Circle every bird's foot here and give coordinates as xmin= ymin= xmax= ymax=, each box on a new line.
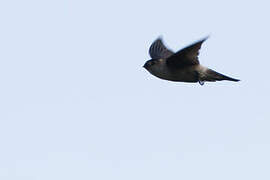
xmin=199 ymin=80 xmax=205 ymax=86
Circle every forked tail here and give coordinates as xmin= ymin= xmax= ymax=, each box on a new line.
xmin=203 ymin=69 xmax=240 ymax=82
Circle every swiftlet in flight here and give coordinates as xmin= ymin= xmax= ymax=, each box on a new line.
xmin=143 ymin=36 xmax=240 ymax=85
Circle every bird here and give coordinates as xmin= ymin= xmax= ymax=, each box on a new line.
xmin=143 ymin=36 xmax=240 ymax=85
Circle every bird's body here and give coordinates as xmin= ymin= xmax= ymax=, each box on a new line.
xmin=143 ymin=37 xmax=239 ymax=85
xmin=146 ymin=58 xmax=206 ymax=82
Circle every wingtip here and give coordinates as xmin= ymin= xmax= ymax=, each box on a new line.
xmin=202 ymin=35 xmax=210 ymax=42
xmin=156 ymin=35 xmax=164 ymax=41
xmin=192 ymin=35 xmax=210 ymax=45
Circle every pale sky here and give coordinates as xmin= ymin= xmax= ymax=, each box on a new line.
xmin=0 ymin=0 xmax=269 ymax=180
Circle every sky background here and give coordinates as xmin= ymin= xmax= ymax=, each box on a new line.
xmin=0 ymin=0 xmax=269 ymax=179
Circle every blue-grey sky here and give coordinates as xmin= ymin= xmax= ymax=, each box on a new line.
xmin=0 ymin=0 xmax=269 ymax=179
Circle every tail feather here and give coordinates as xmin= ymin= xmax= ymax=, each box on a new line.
xmin=204 ymin=69 xmax=240 ymax=82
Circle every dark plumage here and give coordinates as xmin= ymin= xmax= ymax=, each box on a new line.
xmin=143 ymin=36 xmax=240 ymax=85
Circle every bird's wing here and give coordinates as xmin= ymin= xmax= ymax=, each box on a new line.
xmin=149 ymin=38 xmax=174 ymax=59
xmin=166 ymin=37 xmax=208 ymax=68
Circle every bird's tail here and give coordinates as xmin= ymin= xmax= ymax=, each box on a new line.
xmin=203 ymin=69 xmax=240 ymax=82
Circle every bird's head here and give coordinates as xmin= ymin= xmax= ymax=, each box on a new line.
xmin=143 ymin=59 xmax=160 ymax=70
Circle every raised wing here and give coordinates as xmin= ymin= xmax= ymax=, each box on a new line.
xmin=166 ymin=36 xmax=209 ymax=68
xmin=149 ymin=38 xmax=174 ymax=59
